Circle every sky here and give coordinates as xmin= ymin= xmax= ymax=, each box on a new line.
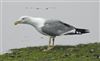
xmin=0 ymin=0 xmax=99 ymax=53
xmin=2 ymin=0 xmax=99 ymax=2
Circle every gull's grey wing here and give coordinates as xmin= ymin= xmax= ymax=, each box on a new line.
xmin=42 ymin=20 xmax=75 ymax=36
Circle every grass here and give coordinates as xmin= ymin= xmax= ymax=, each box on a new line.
xmin=0 ymin=43 xmax=100 ymax=61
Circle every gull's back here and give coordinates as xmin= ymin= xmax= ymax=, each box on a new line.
xmin=42 ymin=20 xmax=75 ymax=36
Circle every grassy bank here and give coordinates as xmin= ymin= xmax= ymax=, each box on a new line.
xmin=0 ymin=43 xmax=100 ymax=61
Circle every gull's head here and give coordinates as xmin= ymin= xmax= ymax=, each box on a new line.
xmin=14 ymin=16 xmax=46 ymax=27
xmin=14 ymin=16 xmax=32 ymax=25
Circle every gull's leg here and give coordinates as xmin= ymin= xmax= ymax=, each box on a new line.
xmin=43 ymin=36 xmax=52 ymax=51
xmin=52 ymin=37 xmax=55 ymax=47
xmin=46 ymin=37 xmax=55 ymax=50
xmin=48 ymin=36 xmax=52 ymax=47
xmin=49 ymin=37 xmax=55 ymax=50
xmin=43 ymin=36 xmax=56 ymax=51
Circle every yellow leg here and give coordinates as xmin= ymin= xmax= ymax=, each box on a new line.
xmin=47 ymin=37 xmax=55 ymax=50
xmin=43 ymin=36 xmax=52 ymax=51
xmin=52 ymin=38 xmax=55 ymax=47
xmin=48 ymin=37 xmax=52 ymax=47
xmin=43 ymin=36 xmax=55 ymax=51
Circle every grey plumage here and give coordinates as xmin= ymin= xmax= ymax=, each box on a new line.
xmin=42 ymin=20 xmax=75 ymax=36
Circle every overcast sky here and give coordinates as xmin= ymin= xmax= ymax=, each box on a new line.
xmin=0 ymin=1 xmax=99 ymax=53
xmin=2 ymin=0 xmax=99 ymax=2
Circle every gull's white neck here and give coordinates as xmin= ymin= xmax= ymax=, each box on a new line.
xmin=28 ymin=17 xmax=47 ymax=35
xmin=30 ymin=17 xmax=46 ymax=28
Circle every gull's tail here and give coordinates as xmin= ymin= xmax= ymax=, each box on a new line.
xmin=64 ymin=28 xmax=90 ymax=35
xmin=75 ymin=28 xmax=90 ymax=34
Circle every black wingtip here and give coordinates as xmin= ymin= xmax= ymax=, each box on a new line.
xmin=64 ymin=28 xmax=90 ymax=35
xmin=75 ymin=28 xmax=90 ymax=34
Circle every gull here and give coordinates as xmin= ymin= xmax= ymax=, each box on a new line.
xmin=14 ymin=16 xmax=89 ymax=51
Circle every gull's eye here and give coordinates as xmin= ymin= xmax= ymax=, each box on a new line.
xmin=22 ymin=18 xmax=25 ymax=20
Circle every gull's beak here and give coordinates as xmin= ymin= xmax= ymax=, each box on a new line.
xmin=14 ymin=20 xmax=21 ymax=25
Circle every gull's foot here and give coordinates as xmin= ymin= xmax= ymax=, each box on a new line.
xmin=43 ymin=46 xmax=54 ymax=51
